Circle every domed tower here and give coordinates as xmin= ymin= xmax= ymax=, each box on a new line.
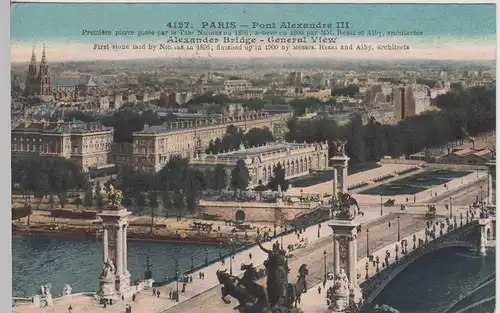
xmin=24 ymin=45 xmax=38 ymax=96
xmin=37 ymin=44 xmax=51 ymax=96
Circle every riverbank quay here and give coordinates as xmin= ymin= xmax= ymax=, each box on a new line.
xmin=12 ymin=209 xmax=281 ymax=245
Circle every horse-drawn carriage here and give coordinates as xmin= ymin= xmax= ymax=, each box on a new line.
xmin=425 ymin=205 xmax=436 ymax=219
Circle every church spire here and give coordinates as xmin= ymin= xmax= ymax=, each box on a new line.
xmin=30 ymin=45 xmax=37 ymax=66
xmin=40 ymin=43 xmax=47 ymax=65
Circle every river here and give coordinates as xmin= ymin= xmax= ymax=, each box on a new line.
xmin=12 ymin=236 xmax=231 ymax=297
xmin=13 ymin=238 xmax=495 ymax=313
xmin=374 ymin=247 xmax=495 ymax=313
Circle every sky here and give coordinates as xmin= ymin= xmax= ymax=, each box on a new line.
xmin=10 ymin=3 xmax=497 ymax=62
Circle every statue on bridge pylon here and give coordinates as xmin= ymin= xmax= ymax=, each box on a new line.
xmin=216 ymin=237 xmax=306 ymax=313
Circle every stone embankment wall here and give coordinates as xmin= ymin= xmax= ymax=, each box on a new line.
xmin=198 ymin=200 xmax=318 ymax=222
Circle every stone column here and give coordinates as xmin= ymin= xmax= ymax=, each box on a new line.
xmin=115 ymin=225 xmax=124 ymax=276
xmin=477 ymin=219 xmax=488 ymax=256
xmin=347 ymin=237 xmax=357 ymax=287
xmin=332 ymin=168 xmax=338 ymax=199
xmin=340 ymin=164 xmax=348 ymax=194
xmin=103 ymin=226 xmax=109 ymax=263
xmin=122 ymin=224 xmax=129 ymax=276
xmin=333 ymin=235 xmax=340 ymax=276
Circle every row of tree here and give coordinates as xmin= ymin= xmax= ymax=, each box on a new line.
xmin=61 ymin=109 xmax=178 ymax=143
xmin=11 ymin=157 xmax=86 ymax=206
xmin=286 ymin=85 xmax=495 ymax=165
xmin=205 ymin=125 xmax=275 ymax=154
xmin=108 ymin=156 xmax=288 ymax=218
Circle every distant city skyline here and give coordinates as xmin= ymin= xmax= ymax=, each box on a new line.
xmin=10 ymin=3 xmax=496 ymax=62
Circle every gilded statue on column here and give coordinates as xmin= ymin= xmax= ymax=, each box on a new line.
xmin=333 ymin=139 xmax=347 ymax=157
xmin=106 ymin=184 xmax=124 ymax=210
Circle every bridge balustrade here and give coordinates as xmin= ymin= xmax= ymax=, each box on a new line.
xmin=360 ymin=216 xmax=478 ymax=304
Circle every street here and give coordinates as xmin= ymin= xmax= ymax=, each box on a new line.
xmin=163 ymin=214 xmax=428 ymax=313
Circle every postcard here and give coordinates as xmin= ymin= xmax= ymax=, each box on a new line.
xmin=10 ymin=2 xmax=496 ymax=313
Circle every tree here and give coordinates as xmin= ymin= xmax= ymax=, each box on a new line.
xmin=148 ymin=191 xmax=159 ymax=233
xmin=59 ymin=191 xmax=68 ymax=208
xmin=213 ymin=164 xmax=228 ymax=194
xmin=267 ymin=163 xmax=290 ymax=192
xmin=73 ymin=195 xmax=83 ymax=209
xmin=135 ymin=191 xmax=146 ymax=208
xmin=83 ymin=184 xmax=94 ymax=207
xmin=48 ymin=195 xmax=55 ymax=210
xmin=33 ymin=174 xmax=49 ymax=210
xmin=230 ymin=159 xmax=250 ymax=196
xmin=243 ymin=127 xmax=275 ymax=148
xmin=161 ymin=188 xmax=171 ymax=218
xmin=241 ymin=99 xmax=266 ymax=111
xmin=94 ymin=182 xmax=105 ymax=209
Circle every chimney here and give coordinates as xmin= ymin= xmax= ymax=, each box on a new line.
xmin=144 ymin=123 xmax=149 ymax=130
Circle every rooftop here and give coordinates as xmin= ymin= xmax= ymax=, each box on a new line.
xmin=12 ymin=120 xmax=112 ymax=134
xmin=134 ymin=112 xmax=270 ymax=135
xmin=52 ymin=75 xmax=106 ymax=88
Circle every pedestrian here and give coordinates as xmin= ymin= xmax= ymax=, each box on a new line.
xmin=221 ymin=258 xmax=225 ymax=265
xmin=388 ymin=221 xmax=391 ymax=228
xmin=318 ymin=286 xmax=322 ymax=294
xmin=110 ymin=299 xmax=113 ymax=305
xmin=169 ymin=291 xmax=172 ymax=299
xmin=323 ymin=280 xmax=326 ymax=288
xmin=189 ymin=276 xmax=193 ymax=283
xmin=68 ymin=305 xmax=73 ymax=313
xmin=153 ymin=288 xmax=156 ymax=296
xmin=249 ymin=253 xmax=252 ymax=260
xmin=157 ymin=290 xmax=160 ymax=298
xmin=121 ymin=295 xmax=124 ymax=301
xmin=132 ymin=294 xmax=136 ymax=302
xmin=199 ymin=272 xmax=202 ymax=279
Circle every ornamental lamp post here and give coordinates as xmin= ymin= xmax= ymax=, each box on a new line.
xmin=366 ymin=229 xmax=370 ymax=258
xmin=375 ymin=256 xmax=380 ymax=273
xmin=323 ymin=250 xmax=327 ymax=283
xmin=397 ymin=215 xmax=401 ymax=242
xmin=365 ymin=261 xmax=369 ymax=280
xmin=460 ymin=213 xmax=464 ymax=227
xmin=449 ymin=197 xmax=453 ymax=219
xmin=412 ymin=234 xmax=417 ymax=251
xmin=229 ymin=238 xmax=235 ymax=275
xmin=190 ymin=254 xmax=194 ymax=270
xmin=380 ymin=194 xmax=383 ymax=216
xmin=175 ymin=259 xmax=179 ymax=302
xmin=395 ymin=244 xmax=399 ymax=262
xmin=205 ymin=247 xmax=209 ymax=265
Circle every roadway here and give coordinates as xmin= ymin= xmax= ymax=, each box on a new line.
xmin=163 ymin=214 xmax=428 ymax=313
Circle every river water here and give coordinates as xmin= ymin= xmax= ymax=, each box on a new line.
xmin=374 ymin=247 xmax=495 ymax=313
xmin=13 ymin=238 xmax=495 ymax=313
xmin=12 ymin=236 xmax=231 ymax=297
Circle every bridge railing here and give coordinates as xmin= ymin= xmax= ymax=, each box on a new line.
xmin=360 ymin=216 xmax=477 ymax=304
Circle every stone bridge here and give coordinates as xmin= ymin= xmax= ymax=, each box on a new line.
xmin=327 ymin=214 xmax=493 ymax=311
xmin=361 ymin=221 xmax=479 ymax=304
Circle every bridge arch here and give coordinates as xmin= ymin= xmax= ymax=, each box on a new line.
xmin=366 ymin=240 xmax=477 ymax=304
xmin=235 ymin=209 xmax=246 ymax=221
